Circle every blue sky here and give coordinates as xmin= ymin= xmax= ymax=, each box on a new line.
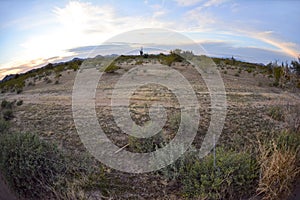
xmin=0 ymin=0 xmax=299 ymax=79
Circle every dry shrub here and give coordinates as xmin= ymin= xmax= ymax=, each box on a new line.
xmin=52 ymin=175 xmax=90 ymax=200
xmin=257 ymin=139 xmax=300 ymax=200
xmin=284 ymin=103 xmax=300 ymax=132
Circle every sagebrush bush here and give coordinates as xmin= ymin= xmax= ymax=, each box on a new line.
xmin=16 ymin=100 xmax=23 ymax=106
xmin=16 ymin=87 xmax=22 ymax=94
xmin=3 ymin=109 xmax=14 ymax=120
xmin=103 ymin=62 xmax=120 ymax=73
xmin=0 ymin=118 xmax=9 ymax=134
xmin=276 ymin=130 xmax=300 ymax=152
xmin=159 ymin=53 xmax=183 ymax=66
xmin=180 ymin=147 xmax=259 ymax=199
xmin=0 ymin=132 xmax=66 ymax=198
xmin=268 ymin=106 xmax=284 ymax=121
xmin=1 ymin=99 xmax=13 ymax=109
xmin=128 ymin=131 xmax=166 ymax=153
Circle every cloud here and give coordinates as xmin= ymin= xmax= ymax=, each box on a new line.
xmin=181 ymin=3 xmax=299 ymax=59
xmin=235 ymin=29 xmax=299 ymax=59
xmin=175 ymin=0 xmax=205 ymax=7
xmin=23 ymin=1 xmax=170 ymax=57
xmin=203 ymin=0 xmax=229 ymax=7
xmin=201 ymin=41 xmax=295 ymax=63
xmin=0 ymin=1 xmax=172 ymax=79
xmin=182 ymin=7 xmax=216 ymax=31
xmin=175 ymin=0 xmax=229 ymax=8
xmin=0 ymin=57 xmax=62 ymax=79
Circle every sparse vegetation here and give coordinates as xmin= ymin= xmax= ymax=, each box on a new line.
xmin=291 ymin=57 xmax=300 ymax=76
xmin=257 ymin=131 xmax=300 ymax=200
xmin=0 ymin=130 xmax=110 ymax=199
xmin=128 ymin=130 xmax=166 ymax=153
xmin=180 ymin=147 xmax=259 ymax=199
xmin=0 ymin=132 xmax=66 ymax=198
xmin=0 ymin=53 xmax=299 ymax=199
xmin=103 ymin=62 xmax=120 ymax=73
xmin=16 ymin=100 xmax=23 ymax=106
xmin=0 ymin=118 xmax=9 ymax=134
xmin=268 ymin=106 xmax=284 ymax=121
xmin=1 ymin=99 xmax=13 ymax=109
xmin=3 ymin=109 xmax=14 ymax=120
xmin=159 ymin=52 xmax=183 ymax=66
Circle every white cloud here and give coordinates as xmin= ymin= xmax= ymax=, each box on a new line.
xmin=0 ymin=0 xmax=172 ymax=78
xmin=175 ymin=0 xmax=228 ymax=7
xmin=203 ymin=0 xmax=229 ymax=7
xmin=28 ymin=1 xmax=170 ymax=55
xmin=175 ymin=0 xmax=205 ymax=6
xmin=179 ymin=2 xmax=299 ymax=59
xmin=182 ymin=7 xmax=216 ymax=31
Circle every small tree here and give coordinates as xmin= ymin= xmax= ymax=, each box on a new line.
xmin=291 ymin=57 xmax=300 ymax=76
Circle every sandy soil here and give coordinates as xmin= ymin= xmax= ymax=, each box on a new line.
xmin=0 ymin=61 xmax=299 ymax=199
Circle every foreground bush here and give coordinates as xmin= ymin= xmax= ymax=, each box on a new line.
xmin=1 ymin=99 xmax=13 ymax=109
xmin=0 ymin=132 xmax=66 ymax=198
xmin=257 ymin=131 xmax=300 ymax=200
xmin=0 ymin=118 xmax=9 ymax=134
xmin=103 ymin=62 xmax=120 ymax=73
xmin=2 ymin=109 xmax=14 ymax=120
xmin=180 ymin=147 xmax=259 ymax=199
xmin=268 ymin=106 xmax=284 ymax=121
xmin=159 ymin=53 xmax=183 ymax=66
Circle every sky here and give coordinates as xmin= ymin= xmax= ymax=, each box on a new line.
xmin=0 ymin=0 xmax=299 ymax=79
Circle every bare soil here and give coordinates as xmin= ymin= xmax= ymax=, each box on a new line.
xmin=1 ymin=61 xmax=299 ymax=199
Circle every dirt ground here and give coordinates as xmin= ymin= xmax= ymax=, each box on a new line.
xmin=1 ymin=61 xmax=299 ymax=199
xmin=0 ymin=172 xmax=17 ymax=200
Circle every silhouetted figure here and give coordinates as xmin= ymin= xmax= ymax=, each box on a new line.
xmin=140 ymin=47 xmax=143 ymax=56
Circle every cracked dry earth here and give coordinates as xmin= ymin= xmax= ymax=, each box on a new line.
xmin=1 ymin=61 xmax=300 ymax=199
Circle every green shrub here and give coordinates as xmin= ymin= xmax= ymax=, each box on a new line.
xmin=276 ymin=130 xmax=300 ymax=153
xmin=135 ymin=60 xmax=143 ymax=65
xmin=169 ymin=112 xmax=181 ymax=131
xmin=1 ymin=99 xmax=13 ymax=109
xmin=273 ymin=67 xmax=283 ymax=83
xmin=180 ymin=147 xmax=259 ymax=199
xmin=27 ymin=81 xmax=35 ymax=86
xmin=103 ymin=62 xmax=120 ymax=73
xmin=3 ymin=109 xmax=14 ymax=120
xmin=44 ymin=77 xmax=52 ymax=83
xmin=0 ymin=119 xmax=9 ymax=134
xmin=158 ymin=146 xmax=196 ymax=181
xmin=0 ymin=132 xmax=66 ymax=198
xmin=16 ymin=88 xmax=22 ymax=94
xmin=159 ymin=53 xmax=183 ymax=66
xmin=55 ymin=73 xmax=62 ymax=79
xmin=128 ymin=131 xmax=166 ymax=153
xmin=16 ymin=100 xmax=23 ymax=106
xmin=246 ymin=68 xmax=253 ymax=73
xmin=268 ymin=106 xmax=284 ymax=121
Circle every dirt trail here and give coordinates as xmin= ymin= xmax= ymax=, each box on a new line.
xmin=0 ymin=172 xmax=17 ymax=200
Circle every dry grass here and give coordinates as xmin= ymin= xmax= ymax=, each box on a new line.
xmin=257 ymin=140 xmax=300 ymax=200
xmin=51 ymin=177 xmax=87 ymax=200
xmin=52 ymin=173 xmax=111 ymax=200
xmin=284 ymin=103 xmax=300 ymax=133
